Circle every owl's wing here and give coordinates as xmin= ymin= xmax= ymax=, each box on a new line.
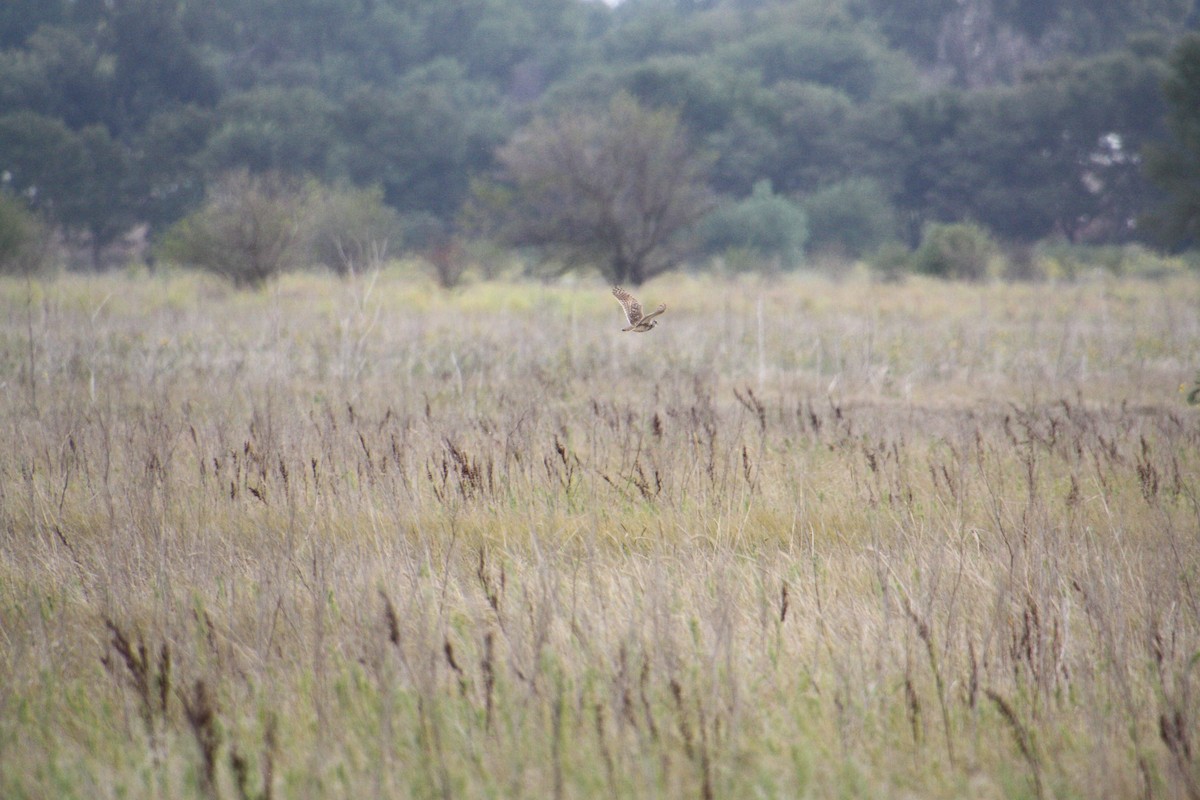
xmin=612 ymin=286 xmax=643 ymax=325
xmin=639 ymin=303 xmax=667 ymax=323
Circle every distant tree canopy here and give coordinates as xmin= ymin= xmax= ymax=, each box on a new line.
xmin=0 ymin=111 xmax=134 ymax=263
xmin=1145 ymin=33 xmax=1200 ymax=249
xmin=865 ymin=44 xmax=1171 ymax=245
xmin=868 ymin=0 xmax=1194 ymax=84
xmin=0 ymin=0 xmax=1196 ymax=271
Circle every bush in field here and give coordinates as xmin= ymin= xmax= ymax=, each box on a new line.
xmin=1035 ymin=241 xmax=1187 ymax=280
xmin=159 ymin=170 xmax=313 ymax=288
xmin=1112 ymin=244 xmax=1188 ymax=277
xmin=308 ymin=184 xmax=400 ymax=276
xmin=868 ymin=240 xmax=913 ymax=282
xmin=803 ymin=178 xmax=896 ymax=258
xmin=0 ymin=193 xmax=52 ymax=276
xmin=913 ymin=221 xmax=995 ymax=280
xmin=696 ymin=180 xmax=808 ymax=270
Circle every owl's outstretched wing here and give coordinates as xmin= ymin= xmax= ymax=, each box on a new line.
xmin=611 ymin=286 xmax=644 ymax=326
xmin=639 ymin=303 xmax=667 ymax=323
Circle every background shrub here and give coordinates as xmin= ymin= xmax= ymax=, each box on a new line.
xmin=1035 ymin=241 xmax=1188 ymax=280
xmin=159 ymin=170 xmax=313 ymax=289
xmin=695 ymin=180 xmax=808 ymax=270
xmin=868 ymin=240 xmax=913 ymax=283
xmin=0 ymin=194 xmax=52 ymax=276
xmin=308 ymin=184 xmax=400 ymax=276
xmin=913 ymin=222 xmax=996 ymax=280
xmin=802 ymin=178 xmax=896 ymax=258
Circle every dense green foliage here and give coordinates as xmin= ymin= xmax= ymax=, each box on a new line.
xmin=1145 ymin=32 xmax=1200 ymax=249
xmin=0 ymin=0 xmax=1197 ymax=272
xmin=801 ymin=178 xmax=895 ymax=257
xmin=696 ymin=180 xmax=808 ymax=268
xmin=308 ymin=183 xmax=401 ymax=276
xmin=912 ymin=221 xmax=997 ymax=280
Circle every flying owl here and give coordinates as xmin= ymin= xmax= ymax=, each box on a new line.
xmin=611 ymin=286 xmax=667 ymax=333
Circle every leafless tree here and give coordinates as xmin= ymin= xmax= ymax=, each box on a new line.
xmin=493 ymin=93 xmax=713 ymax=285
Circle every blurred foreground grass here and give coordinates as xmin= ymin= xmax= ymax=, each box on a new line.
xmin=1 ymin=268 xmax=1198 ymax=799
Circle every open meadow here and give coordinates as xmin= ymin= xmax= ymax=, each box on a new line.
xmin=1 ymin=267 xmax=1199 ymax=799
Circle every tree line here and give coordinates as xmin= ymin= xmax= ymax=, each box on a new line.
xmin=0 ymin=0 xmax=1198 ymax=284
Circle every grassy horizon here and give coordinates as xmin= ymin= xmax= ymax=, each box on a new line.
xmin=1 ymin=267 xmax=1199 ymax=799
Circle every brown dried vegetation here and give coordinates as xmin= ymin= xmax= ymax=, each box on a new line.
xmin=1 ymin=270 xmax=1199 ymax=798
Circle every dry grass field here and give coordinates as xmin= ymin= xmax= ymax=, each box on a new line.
xmin=1 ymin=267 xmax=1199 ymax=799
